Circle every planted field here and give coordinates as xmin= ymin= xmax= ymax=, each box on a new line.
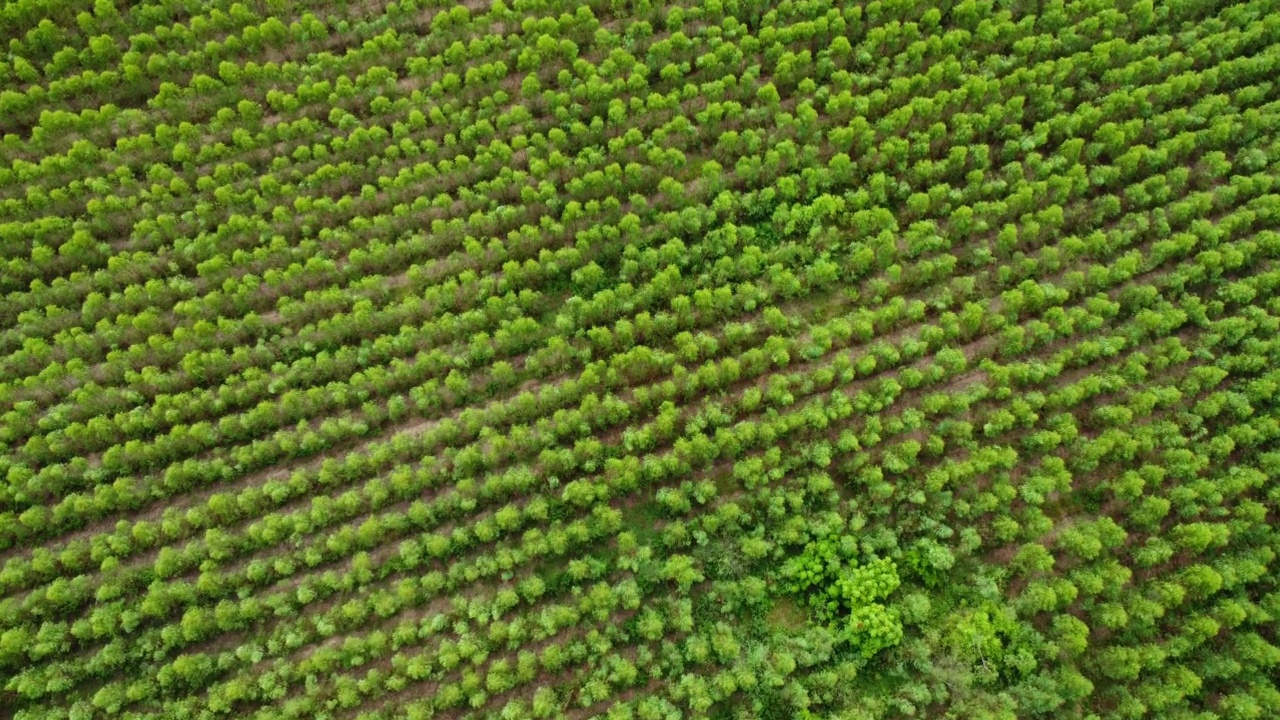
xmin=2 ymin=0 xmax=1280 ymax=718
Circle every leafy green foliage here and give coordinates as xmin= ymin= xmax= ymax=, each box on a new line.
xmin=781 ymin=534 xmax=903 ymax=657
xmin=2 ymin=0 xmax=1280 ymax=719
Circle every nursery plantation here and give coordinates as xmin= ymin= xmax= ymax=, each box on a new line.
xmin=4 ymin=0 xmax=1280 ymax=718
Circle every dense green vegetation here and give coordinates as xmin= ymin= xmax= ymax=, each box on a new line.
xmin=2 ymin=0 xmax=1280 ymax=718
